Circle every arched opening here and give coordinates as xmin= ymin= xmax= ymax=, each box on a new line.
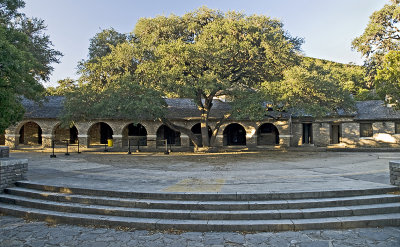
xmin=190 ymin=123 xmax=212 ymax=146
xmin=156 ymin=125 xmax=181 ymax=146
xmin=88 ymin=122 xmax=113 ymax=146
xmin=223 ymin=123 xmax=246 ymax=146
xmin=257 ymin=123 xmax=279 ymax=145
xmin=122 ymin=123 xmax=147 ymax=147
xmin=18 ymin=121 xmax=42 ymax=146
xmin=53 ymin=124 xmax=78 ymax=144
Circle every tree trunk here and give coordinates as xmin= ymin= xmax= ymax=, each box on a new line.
xmin=161 ymin=118 xmax=201 ymax=150
xmin=200 ymin=110 xmax=210 ymax=147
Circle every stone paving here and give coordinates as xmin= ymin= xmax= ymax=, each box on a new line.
xmin=1 ymin=215 xmax=399 ymax=247
xmin=1 ymin=150 xmax=400 ymax=246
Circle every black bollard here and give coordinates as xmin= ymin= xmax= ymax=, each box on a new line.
xmin=65 ymin=140 xmax=70 ymax=155
xmin=77 ymin=139 xmax=81 ymax=154
xmin=50 ymin=140 xmax=56 ymax=158
xmin=128 ymin=139 xmax=131 ymax=155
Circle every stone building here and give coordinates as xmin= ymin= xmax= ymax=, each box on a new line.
xmin=1 ymin=96 xmax=400 ymax=151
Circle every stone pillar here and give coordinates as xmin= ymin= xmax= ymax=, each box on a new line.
xmin=0 ymin=147 xmax=28 ymax=192
xmin=78 ymin=134 xmax=89 ymax=148
xmin=279 ymin=135 xmax=292 ymax=147
xmin=147 ymin=134 xmax=157 ymax=150
xmin=112 ymin=135 xmax=123 ymax=151
xmin=181 ymin=134 xmax=190 ymax=147
xmin=215 ymin=134 xmax=223 ymax=147
xmin=389 ymin=161 xmax=400 ymax=187
xmin=41 ymin=134 xmax=53 ymax=148
xmin=4 ymin=134 xmax=18 ymax=149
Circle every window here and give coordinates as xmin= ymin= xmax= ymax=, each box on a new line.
xmin=396 ymin=122 xmax=400 ymax=134
xmin=360 ymin=123 xmax=373 ymax=137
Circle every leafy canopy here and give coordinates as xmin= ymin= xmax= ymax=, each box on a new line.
xmin=352 ymin=0 xmax=400 ymax=84
xmin=0 ymin=0 xmax=62 ymax=133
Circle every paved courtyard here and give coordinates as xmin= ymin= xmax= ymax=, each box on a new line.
xmin=1 ymin=150 xmax=400 ymax=246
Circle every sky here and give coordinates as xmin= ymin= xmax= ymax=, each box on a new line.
xmin=22 ymin=0 xmax=388 ymax=87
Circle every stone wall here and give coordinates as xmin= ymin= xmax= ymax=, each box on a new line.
xmin=0 ymin=146 xmax=10 ymax=158
xmin=0 ymin=147 xmax=28 ymax=191
xmin=389 ymin=161 xmax=400 ymax=187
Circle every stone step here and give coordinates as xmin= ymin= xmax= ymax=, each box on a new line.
xmin=15 ymin=181 xmax=399 ymax=201
xmin=1 ymin=202 xmax=400 ymax=232
xmin=1 ymin=194 xmax=399 ymax=221
xmin=6 ymin=187 xmax=400 ymax=211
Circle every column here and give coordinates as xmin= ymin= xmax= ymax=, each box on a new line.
xmin=78 ymin=134 xmax=89 ymax=148
xmin=41 ymin=134 xmax=53 ymax=148
xmin=4 ymin=134 xmax=19 ymax=149
xmin=112 ymin=134 xmax=123 ymax=151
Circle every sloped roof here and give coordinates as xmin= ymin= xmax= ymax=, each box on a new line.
xmin=22 ymin=96 xmax=65 ymax=119
xmin=21 ymin=96 xmax=400 ymax=121
xmin=355 ymin=100 xmax=400 ymax=120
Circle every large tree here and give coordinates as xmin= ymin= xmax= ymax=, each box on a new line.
xmin=0 ymin=0 xmax=62 ymax=133
xmin=65 ymin=7 xmax=356 ymax=149
xmin=134 ymin=7 xmax=303 ymax=148
xmin=352 ymin=0 xmax=400 ymax=85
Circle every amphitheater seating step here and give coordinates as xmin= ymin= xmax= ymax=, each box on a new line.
xmin=0 ymin=181 xmax=399 ymax=232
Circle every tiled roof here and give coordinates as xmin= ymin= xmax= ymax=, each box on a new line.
xmin=22 ymin=96 xmax=65 ymax=119
xmin=22 ymin=96 xmax=400 ymax=121
xmin=355 ymin=100 xmax=400 ymax=120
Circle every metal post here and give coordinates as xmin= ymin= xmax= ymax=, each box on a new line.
xmin=50 ymin=140 xmax=56 ymax=158
xmin=65 ymin=140 xmax=70 ymax=156
xmin=104 ymin=143 xmax=107 ymax=152
xmin=164 ymin=139 xmax=169 ymax=155
xmin=128 ymin=139 xmax=131 ymax=154
xmin=137 ymin=138 xmax=140 ymax=152
xmin=77 ymin=139 xmax=81 ymax=154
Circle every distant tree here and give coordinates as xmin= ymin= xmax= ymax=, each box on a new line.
xmin=46 ymin=78 xmax=77 ymax=96
xmin=264 ymin=57 xmax=355 ymax=116
xmin=375 ymin=50 xmax=400 ymax=107
xmin=87 ymin=28 xmax=128 ymax=60
xmin=0 ymin=0 xmax=62 ymax=133
xmin=352 ymin=0 xmax=400 ymax=85
xmin=78 ymin=29 xmax=133 ymax=87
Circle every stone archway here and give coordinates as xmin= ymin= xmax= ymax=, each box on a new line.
xmin=18 ymin=121 xmax=42 ymax=146
xmin=257 ymin=123 xmax=279 ymax=145
xmin=156 ymin=125 xmax=181 ymax=146
xmin=88 ymin=122 xmax=113 ymax=146
xmin=122 ymin=123 xmax=148 ymax=147
xmin=53 ymin=124 xmax=79 ymax=144
xmin=223 ymin=123 xmax=246 ymax=146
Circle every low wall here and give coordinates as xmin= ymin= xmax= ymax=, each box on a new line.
xmin=389 ymin=161 xmax=400 ymax=187
xmin=0 ymin=146 xmax=28 ymax=192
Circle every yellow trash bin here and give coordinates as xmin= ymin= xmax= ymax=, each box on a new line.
xmin=107 ymin=139 xmax=113 ymax=147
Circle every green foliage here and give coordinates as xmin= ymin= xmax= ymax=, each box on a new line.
xmin=78 ymin=40 xmax=136 ymax=88
xmin=87 ymin=28 xmax=128 ymax=60
xmin=61 ymin=76 xmax=166 ymax=125
xmin=46 ymin=78 xmax=77 ymax=96
xmin=375 ymin=50 xmax=400 ymax=107
xmin=264 ymin=58 xmax=355 ymax=117
xmin=0 ymin=0 xmax=62 ymax=133
xmin=352 ymin=0 xmax=400 ymax=83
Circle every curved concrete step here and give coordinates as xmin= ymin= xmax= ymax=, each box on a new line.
xmin=5 ymin=187 xmax=400 ymax=211
xmin=1 ymin=202 xmax=400 ymax=232
xmin=1 ymin=194 xmax=399 ymax=220
xmin=15 ymin=181 xmax=399 ymax=201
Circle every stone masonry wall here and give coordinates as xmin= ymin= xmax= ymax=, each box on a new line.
xmin=389 ymin=161 xmax=400 ymax=187
xmin=0 ymin=147 xmax=28 ymax=192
